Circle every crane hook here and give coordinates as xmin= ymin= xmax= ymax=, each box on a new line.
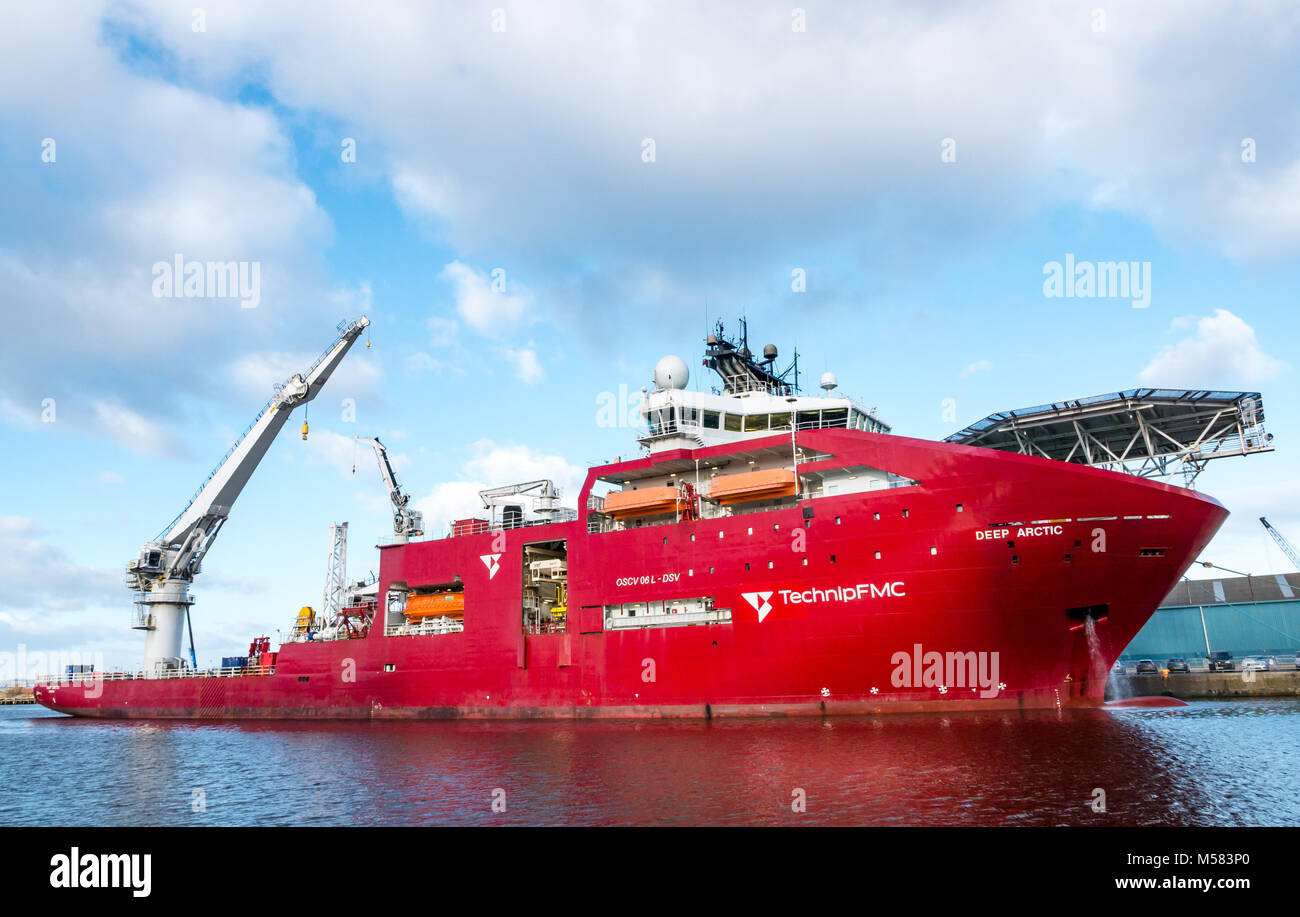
xmin=301 ymin=420 xmax=309 ymax=441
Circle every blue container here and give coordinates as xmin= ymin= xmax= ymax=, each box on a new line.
xmin=221 ymin=656 xmax=249 ymax=669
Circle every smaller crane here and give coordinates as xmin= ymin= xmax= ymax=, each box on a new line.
xmin=1260 ymin=517 xmax=1300 ymax=572
xmin=355 ymin=437 xmax=423 ymax=543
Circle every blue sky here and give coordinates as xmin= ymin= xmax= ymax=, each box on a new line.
xmin=1 ymin=1 xmax=1297 ymax=670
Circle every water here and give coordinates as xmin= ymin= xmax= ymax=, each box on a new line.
xmin=2 ymin=702 xmax=1296 ymax=826
xmin=1084 ymin=616 xmax=1110 ymax=690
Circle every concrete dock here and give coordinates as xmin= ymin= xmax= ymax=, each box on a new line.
xmin=1108 ymin=667 xmax=1300 ymax=700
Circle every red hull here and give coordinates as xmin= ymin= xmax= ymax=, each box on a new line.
xmin=35 ymin=429 xmax=1227 ymax=719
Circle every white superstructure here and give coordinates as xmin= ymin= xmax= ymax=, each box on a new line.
xmin=637 ymin=319 xmax=889 ymax=454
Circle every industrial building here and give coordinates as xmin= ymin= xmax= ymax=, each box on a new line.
xmin=1120 ymin=572 xmax=1300 ymax=662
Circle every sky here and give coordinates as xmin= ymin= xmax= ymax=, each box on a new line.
xmin=0 ymin=1 xmax=1297 ymax=671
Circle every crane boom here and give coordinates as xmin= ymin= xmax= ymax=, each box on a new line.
xmin=127 ymin=316 xmax=370 ymax=673
xmin=1261 ymin=517 xmax=1300 ymax=572
xmin=477 ymin=479 xmax=564 ymax=528
xmin=355 ymin=437 xmax=423 ymax=542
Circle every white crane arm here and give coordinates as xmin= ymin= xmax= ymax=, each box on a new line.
xmin=478 ymin=479 xmax=559 ymax=505
xmin=355 ymin=435 xmax=423 ymax=539
xmin=356 ymin=437 xmax=408 ymax=509
xmin=158 ymin=316 xmax=369 ymax=551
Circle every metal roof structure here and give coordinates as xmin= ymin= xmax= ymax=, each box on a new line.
xmin=1160 ymin=572 xmax=1299 ymax=608
xmin=945 ymin=389 xmax=1273 ymax=485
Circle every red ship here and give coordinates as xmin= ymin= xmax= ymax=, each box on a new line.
xmin=35 ymin=318 xmax=1249 ymax=719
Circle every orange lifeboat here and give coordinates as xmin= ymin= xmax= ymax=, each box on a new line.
xmin=406 ymin=591 xmax=465 ymax=619
xmin=708 ymin=469 xmax=797 ymax=505
xmin=602 ymin=485 xmax=680 ymax=519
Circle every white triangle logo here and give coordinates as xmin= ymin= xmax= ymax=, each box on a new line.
xmin=480 ymin=553 xmax=501 ymax=579
xmin=742 ymin=591 xmax=774 ymax=622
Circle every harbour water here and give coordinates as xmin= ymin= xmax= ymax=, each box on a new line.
xmin=2 ymin=701 xmax=1296 ymax=826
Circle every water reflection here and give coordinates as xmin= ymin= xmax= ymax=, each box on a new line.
xmin=1 ymin=701 xmax=1295 ymax=826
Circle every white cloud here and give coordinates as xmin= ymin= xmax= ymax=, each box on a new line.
xmin=0 ymin=516 xmax=120 ymax=612
xmin=503 ymin=346 xmax=545 ymax=384
xmin=0 ymin=4 xmax=337 ymax=455
xmin=959 ymin=360 xmax=992 ymax=378
xmin=427 ymin=316 xmax=459 ymax=348
xmin=107 ymin=0 xmax=1300 ymax=281
xmin=438 ymin=261 xmax=527 ymax=334
xmin=406 ymin=352 xmax=462 ymax=376
xmin=1138 ymin=310 xmax=1288 ymax=386
xmin=98 ymin=470 xmax=124 ymax=486
xmin=92 ymin=400 xmax=183 ymax=458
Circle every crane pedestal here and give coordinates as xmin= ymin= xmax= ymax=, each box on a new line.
xmin=138 ymin=581 xmax=192 ymax=674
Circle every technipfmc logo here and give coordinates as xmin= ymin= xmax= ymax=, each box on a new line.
xmin=480 ymin=554 xmax=501 ymax=579
xmin=741 ymin=591 xmax=774 ymax=621
xmin=742 ymin=582 xmax=905 ymax=622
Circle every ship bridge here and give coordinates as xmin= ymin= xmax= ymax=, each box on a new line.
xmin=638 ymin=319 xmax=889 ymax=454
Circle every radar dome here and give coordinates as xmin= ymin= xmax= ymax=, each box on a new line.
xmin=654 ymin=354 xmax=690 ymax=390
xmin=819 ymin=371 xmax=839 ymax=391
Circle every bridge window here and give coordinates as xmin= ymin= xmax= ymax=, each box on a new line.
xmin=702 ymin=411 xmax=720 ymax=429
xmin=724 ymin=413 xmax=743 ymax=432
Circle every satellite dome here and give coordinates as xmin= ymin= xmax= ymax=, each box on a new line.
xmin=654 ymin=354 xmax=690 ymax=390
xmin=763 ymin=344 xmax=778 ymax=362
xmin=819 ymin=371 xmax=839 ymax=391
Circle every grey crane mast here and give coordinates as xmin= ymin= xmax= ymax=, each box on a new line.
xmin=126 ymin=316 xmax=370 ymax=674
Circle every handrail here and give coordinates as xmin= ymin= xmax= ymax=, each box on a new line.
xmin=32 ymin=665 xmax=276 ymax=686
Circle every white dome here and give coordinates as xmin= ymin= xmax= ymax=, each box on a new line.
xmin=819 ymin=371 xmax=839 ymax=391
xmin=654 ymin=354 xmax=690 ymax=390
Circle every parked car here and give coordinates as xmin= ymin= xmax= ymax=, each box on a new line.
xmin=1111 ymin=660 xmax=1126 ymax=675
xmin=1241 ymin=655 xmax=1272 ymax=671
xmin=1135 ymin=659 xmax=1159 ymax=674
xmin=1166 ymin=658 xmax=1189 ymax=673
xmin=1295 ymin=653 xmax=1300 ymax=670
xmin=1206 ymin=651 xmax=1234 ymax=672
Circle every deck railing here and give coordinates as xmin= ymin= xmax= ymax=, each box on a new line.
xmin=29 ymin=665 xmax=275 ymax=686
